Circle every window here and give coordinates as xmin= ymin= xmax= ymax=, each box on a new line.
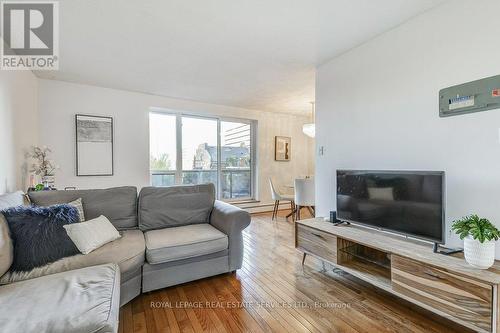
xmin=149 ymin=111 xmax=256 ymax=201
xmin=220 ymin=121 xmax=252 ymax=199
xmin=149 ymin=113 xmax=176 ymax=187
xmin=181 ymin=117 xmax=218 ymax=186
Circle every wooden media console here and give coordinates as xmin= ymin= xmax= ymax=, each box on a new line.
xmin=295 ymin=218 xmax=500 ymax=333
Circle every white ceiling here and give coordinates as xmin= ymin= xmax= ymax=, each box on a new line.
xmin=36 ymin=0 xmax=445 ymax=114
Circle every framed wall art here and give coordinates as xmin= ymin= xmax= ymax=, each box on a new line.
xmin=275 ymin=136 xmax=291 ymax=161
xmin=76 ymin=114 xmax=114 ymax=176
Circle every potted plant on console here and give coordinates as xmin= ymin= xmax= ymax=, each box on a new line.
xmin=452 ymin=214 xmax=500 ymax=269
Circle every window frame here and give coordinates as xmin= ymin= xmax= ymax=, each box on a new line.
xmin=149 ymin=109 xmax=257 ymax=202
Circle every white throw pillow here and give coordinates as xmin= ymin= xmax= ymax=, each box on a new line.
xmin=63 ymin=215 xmax=120 ymax=254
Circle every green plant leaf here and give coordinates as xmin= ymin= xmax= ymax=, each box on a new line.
xmin=452 ymin=214 xmax=499 ymax=243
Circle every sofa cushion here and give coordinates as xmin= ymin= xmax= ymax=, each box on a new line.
xmin=145 ymin=223 xmax=228 ymax=264
xmin=139 ymin=184 xmax=215 ymax=231
xmin=0 ymin=191 xmax=24 ymax=278
xmin=0 ymin=215 xmax=13 ymax=277
xmin=28 ymin=186 xmax=138 ymax=230
xmin=0 ymin=230 xmax=145 ymax=284
xmin=0 ymin=263 xmax=120 ymax=333
xmin=0 ymin=191 xmax=25 ymax=210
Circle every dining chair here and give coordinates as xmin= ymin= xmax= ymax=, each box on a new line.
xmin=294 ymin=178 xmax=315 ymax=220
xmin=269 ymin=178 xmax=295 ymax=221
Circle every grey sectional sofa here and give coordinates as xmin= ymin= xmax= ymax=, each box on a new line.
xmin=0 ymin=183 xmax=251 ymax=333
xmin=0 ymin=263 xmax=121 ymax=333
xmin=26 ymin=185 xmax=145 ymax=306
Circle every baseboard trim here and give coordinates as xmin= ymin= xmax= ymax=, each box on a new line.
xmin=243 ymin=203 xmax=293 ymax=214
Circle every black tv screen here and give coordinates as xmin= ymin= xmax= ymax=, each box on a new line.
xmin=336 ymin=170 xmax=445 ymax=243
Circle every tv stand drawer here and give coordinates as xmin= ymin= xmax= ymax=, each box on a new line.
xmin=296 ymin=224 xmax=337 ymax=264
xmin=392 ymin=255 xmax=492 ymax=332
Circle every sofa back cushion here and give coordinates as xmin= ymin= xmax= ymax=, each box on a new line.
xmin=28 ymin=186 xmax=138 ymax=230
xmin=0 ymin=191 xmax=25 ymax=277
xmin=139 ymin=184 xmax=215 ymax=231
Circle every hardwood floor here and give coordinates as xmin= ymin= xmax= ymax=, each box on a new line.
xmin=119 ymin=211 xmax=471 ymax=333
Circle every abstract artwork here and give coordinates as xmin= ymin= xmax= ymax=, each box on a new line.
xmin=275 ymin=136 xmax=291 ymax=161
xmin=76 ymin=114 xmax=113 ymax=176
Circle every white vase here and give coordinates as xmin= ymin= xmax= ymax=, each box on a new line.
xmin=463 ymin=235 xmax=495 ymax=269
xmin=41 ymin=175 xmax=55 ymax=189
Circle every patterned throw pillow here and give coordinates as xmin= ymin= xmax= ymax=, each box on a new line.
xmin=1 ymin=204 xmax=80 ymax=272
xmin=68 ymin=198 xmax=85 ymax=222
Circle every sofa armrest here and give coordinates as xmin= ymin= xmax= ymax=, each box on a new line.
xmin=210 ymin=200 xmax=250 ymax=236
xmin=210 ymin=200 xmax=250 ymax=271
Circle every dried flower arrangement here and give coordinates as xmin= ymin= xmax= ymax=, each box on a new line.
xmin=27 ymin=146 xmax=58 ymax=177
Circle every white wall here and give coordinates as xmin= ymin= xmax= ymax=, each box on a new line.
xmin=316 ymin=0 xmax=500 ymax=253
xmin=0 ymin=69 xmax=38 ymax=193
xmin=38 ymin=79 xmax=314 ymax=207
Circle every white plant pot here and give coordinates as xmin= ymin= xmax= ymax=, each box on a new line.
xmin=464 ymin=235 xmax=495 ymax=269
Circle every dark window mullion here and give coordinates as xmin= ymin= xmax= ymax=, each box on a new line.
xmin=216 ymin=119 xmax=222 ymax=200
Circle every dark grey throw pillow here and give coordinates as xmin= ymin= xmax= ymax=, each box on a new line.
xmin=1 ymin=204 xmax=80 ymax=272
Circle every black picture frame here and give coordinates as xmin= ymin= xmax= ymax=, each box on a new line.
xmin=75 ymin=114 xmax=114 ymax=176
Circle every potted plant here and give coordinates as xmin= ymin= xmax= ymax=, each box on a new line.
xmin=452 ymin=214 xmax=500 ymax=269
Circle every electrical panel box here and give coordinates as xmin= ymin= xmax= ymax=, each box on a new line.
xmin=439 ymin=75 xmax=500 ymax=117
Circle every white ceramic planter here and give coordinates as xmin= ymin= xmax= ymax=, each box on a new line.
xmin=463 ymin=235 xmax=495 ymax=269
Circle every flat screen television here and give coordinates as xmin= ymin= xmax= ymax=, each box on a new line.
xmin=336 ymin=170 xmax=445 ymax=244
